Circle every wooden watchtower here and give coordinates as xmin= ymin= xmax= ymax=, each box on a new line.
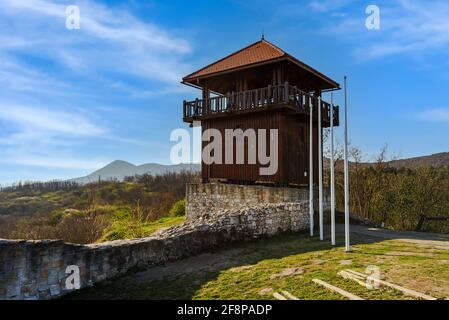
xmin=182 ymin=39 xmax=340 ymax=186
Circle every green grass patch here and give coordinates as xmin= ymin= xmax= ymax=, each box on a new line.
xmin=66 ymin=232 xmax=449 ymax=300
xmin=98 ymin=213 xmax=185 ymax=242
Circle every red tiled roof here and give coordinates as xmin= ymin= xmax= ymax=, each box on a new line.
xmin=183 ymin=39 xmax=340 ymax=90
xmin=183 ymin=40 xmax=286 ymax=80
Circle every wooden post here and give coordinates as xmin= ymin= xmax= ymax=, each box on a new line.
xmin=236 ymin=92 xmax=239 ymax=110
xmin=204 ymin=86 xmax=211 ymax=114
xmin=284 ymin=81 xmax=289 ymax=102
xmin=268 ymin=85 xmax=272 ymax=103
xmin=293 ymin=86 xmax=298 ymax=106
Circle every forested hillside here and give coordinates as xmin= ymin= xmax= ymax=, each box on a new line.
xmin=1 ymin=149 xmax=448 ymax=244
xmin=0 ymin=171 xmax=200 ymax=243
xmin=327 ymin=147 xmax=449 ymax=233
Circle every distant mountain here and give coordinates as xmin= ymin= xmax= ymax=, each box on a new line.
xmin=324 ymin=152 xmax=449 ymax=170
xmin=386 ymin=152 xmax=449 ymax=169
xmin=72 ymin=160 xmax=200 ymax=184
xmin=73 ymin=152 xmax=448 ymax=184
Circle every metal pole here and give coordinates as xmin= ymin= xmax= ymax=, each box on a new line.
xmin=330 ymin=93 xmax=336 ymax=246
xmin=318 ymin=96 xmax=323 ymax=241
xmin=344 ymin=76 xmax=350 ymax=252
xmin=309 ymin=96 xmax=314 ymax=237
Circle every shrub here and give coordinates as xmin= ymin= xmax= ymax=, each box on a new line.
xmin=169 ymin=199 xmax=185 ymax=217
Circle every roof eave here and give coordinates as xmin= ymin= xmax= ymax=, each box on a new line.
xmin=182 ymin=56 xmax=287 ymax=83
xmin=284 ymin=55 xmax=340 ymax=89
xmin=183 ymin=56 xmax=340 ymax=91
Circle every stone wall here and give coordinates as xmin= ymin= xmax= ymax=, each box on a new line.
xmin=0 ymin=200 xmax=309 ymax=300
xmin=1 ymin=183 xmax=330 ymax=300
xmin=186 ymin=182 xmax=330 ymax=221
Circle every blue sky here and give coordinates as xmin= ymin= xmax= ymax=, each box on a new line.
xmin=0 ymin=0 xmax=448 ymax=184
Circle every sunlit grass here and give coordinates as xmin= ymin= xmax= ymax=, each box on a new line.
xmin=66 ymin=232 xmax=449 ymax=300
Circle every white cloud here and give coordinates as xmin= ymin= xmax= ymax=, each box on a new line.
xmin=363 ymin=0 xmax=449 ymax=60
xmin=0 ymin=154 xmax=108 ymax=170
xmin=0 ymin=57 xmax=75 ymax=96
xmin=0 ymin=102 xmax=154 ymax=171
xmin=0 ymin=103 xmax=110 ymax=170
xmin=0 ymin=0 xmax=191 ymax=83
xmin=318 ymin=0 xmax=449 ymax=61
xmin=2 ymin=0 xmax=190 ymax=53
xmin=0 ymin=0 xmax=192 ymax=175
xmin=308 ymin=0 xmax=353 ymax=12
xmin=0 ymin=104 xmax=106 ymax=137
xmin=416 ymin=108 xmax=449 ymax=123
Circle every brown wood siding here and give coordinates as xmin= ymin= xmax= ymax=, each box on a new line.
xmin=201 ymin=109 xmax=319 ymax=186
xmin=283 ymin=115 xmax=319 ymax=186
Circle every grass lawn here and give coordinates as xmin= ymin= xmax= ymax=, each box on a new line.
xmin=98 ymin=215 xmax=185 ymax=242
xmin=66 ymin=231 xmax=449 ymax=300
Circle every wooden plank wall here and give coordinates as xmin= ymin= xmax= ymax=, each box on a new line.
xmin=201 ymin=110 xmax=319 ymax=186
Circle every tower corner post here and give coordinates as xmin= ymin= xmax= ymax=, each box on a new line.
xmin=309 ymin=96 xmax=314 ymax=237
xmin=318 ymin=96 xmax=324 ymax=241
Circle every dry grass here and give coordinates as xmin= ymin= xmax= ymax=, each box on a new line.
xmin=65 ymin=231 xmax=449 ymax=300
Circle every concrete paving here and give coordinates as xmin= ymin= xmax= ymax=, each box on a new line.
xmin=336 ymin=223 xmax=449 ymax=249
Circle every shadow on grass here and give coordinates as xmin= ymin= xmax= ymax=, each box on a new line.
xmin=64 ymin=225 xmax=388 ymax=300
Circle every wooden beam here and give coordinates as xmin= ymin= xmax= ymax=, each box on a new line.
xmin=272 ymin=291 xmax=300 ymax=300
xmin=273 ymin=292 xmax=287 ymax=300
xmin=338 ymin=270 xmax=370 ymax=288
xmin=281 ymin=291 xmax=300 ymax=300
xmin=312 ymin=279 xmax=364 ymax=300
xmin=344 ymin=269 xmax=437 ymax=300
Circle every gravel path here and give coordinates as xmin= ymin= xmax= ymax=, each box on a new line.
xmin=346 ymin=224 xmax=449 ymax=249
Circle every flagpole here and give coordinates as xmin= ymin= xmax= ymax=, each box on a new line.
xmin=330 ymin=93 xmax=336 ymax=246
xmin=344 ymin=76 xmax=350 ymax=252
xmin=309 ymin=96 xmax=314 ymax=237
xmin=318 ymin=96 xmax=323 ymax=241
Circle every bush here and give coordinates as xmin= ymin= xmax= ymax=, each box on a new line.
xmin=169 ymin=199 xmax=185 ymax=217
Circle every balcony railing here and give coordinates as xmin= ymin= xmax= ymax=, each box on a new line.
xmin=183 ymin=82 xmax=339 ymax=126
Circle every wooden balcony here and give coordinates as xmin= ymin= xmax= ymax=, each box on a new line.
xmin=183 ymin=82 xmax=339 ymax=127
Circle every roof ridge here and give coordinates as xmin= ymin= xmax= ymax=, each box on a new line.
xmin=183 ymin=39 xmax=285 ymax=81
xmin=260 ymin=39 xmax=287 ymax=55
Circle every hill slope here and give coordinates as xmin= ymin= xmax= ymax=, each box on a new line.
xmin=323 ymin=152 xmax=449 ymax=169
xmin=387 ymin=152 xmax=449 ymax=169
xmin=72 ymin=161 xmax=200 ymax=184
